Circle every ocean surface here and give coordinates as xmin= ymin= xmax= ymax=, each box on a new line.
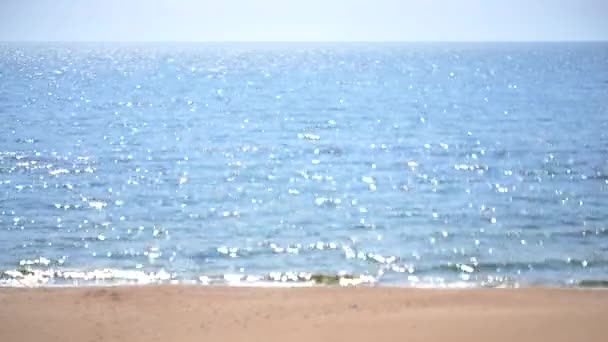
xmin=1 ymin=43 xmax=607 ymax=287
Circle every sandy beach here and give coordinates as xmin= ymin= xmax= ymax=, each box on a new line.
xmin=0 ymin=286 xmax=606 ymax=342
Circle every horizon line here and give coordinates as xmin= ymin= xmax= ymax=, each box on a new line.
xmin=1 ymin=40 xmax=607 ymax=44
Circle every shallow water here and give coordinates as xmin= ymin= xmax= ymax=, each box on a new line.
xmin=1 ymin=43 xmax=607 ymax=287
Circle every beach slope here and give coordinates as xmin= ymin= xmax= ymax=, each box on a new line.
xmin=1 ymin=286 xmax=606 ymax=342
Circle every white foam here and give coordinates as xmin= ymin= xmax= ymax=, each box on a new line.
xmin=49 ymin=168 xmax=70 ymax=176
xmin=89 ymin=201 xmax=107 ymax=210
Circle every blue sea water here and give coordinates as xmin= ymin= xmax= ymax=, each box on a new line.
xmin=0 ymin=43 xmax=607 ymax=287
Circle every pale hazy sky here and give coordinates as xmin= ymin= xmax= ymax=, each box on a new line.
xmin=0 ymin=0 xmax=607 ymax=41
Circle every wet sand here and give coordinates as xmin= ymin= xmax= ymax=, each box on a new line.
xmin=0 ymin=286 xmax=606 ymax=342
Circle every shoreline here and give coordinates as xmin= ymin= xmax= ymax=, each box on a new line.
xmin=3 ymin=265 xmax=607 ymax=288
xmin=2 ymin=282 xmax=608 ymax=289
xmin=1 ymin=286 xmax=607 ymax=342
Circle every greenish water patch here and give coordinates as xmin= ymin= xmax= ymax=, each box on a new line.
xmin=310 ymin=274 xmax=354 ymax=285
xmin=16 ymin=265 xmax=34 ymax=276
xmin=577 ymin=280 xmax=608 ymax=288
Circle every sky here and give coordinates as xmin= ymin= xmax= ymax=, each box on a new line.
xmin=0 ymin=0 xmax=607 ymax=42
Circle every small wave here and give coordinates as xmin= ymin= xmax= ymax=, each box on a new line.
xmin=576 ymin=280 xmax=608 ymax=288
xmin=432 ymin=258 xmax=607 ymax=274
xmin=0 ymin=267 xmax=376 ymax=288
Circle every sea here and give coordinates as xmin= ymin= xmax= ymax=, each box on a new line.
xmin=1 ymin=42 xmax=607 ymax=287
